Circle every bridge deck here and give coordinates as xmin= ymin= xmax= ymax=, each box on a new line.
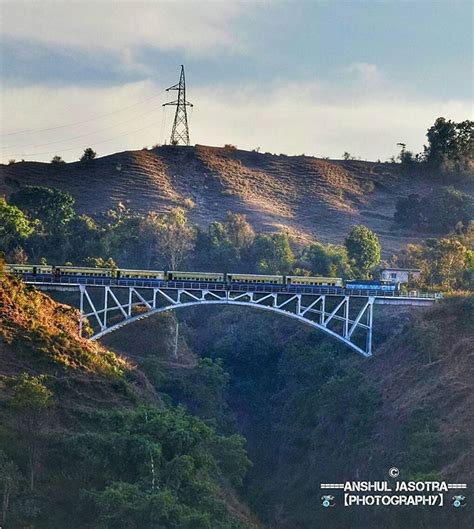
xmin=17 ymin=274 xmax=442 ymax=357
xmin=23 ymin=274 xmax=441 ymax=303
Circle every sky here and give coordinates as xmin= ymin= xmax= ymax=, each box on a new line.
xmin=0 ymin=0 xmax=472 ymax=163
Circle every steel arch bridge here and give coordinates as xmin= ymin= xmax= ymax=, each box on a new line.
xmin=28 ymin=277 xmax=440 ymax=358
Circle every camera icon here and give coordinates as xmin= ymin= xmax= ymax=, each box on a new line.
xmin=452 ymin=495 xmax=466 ymax=508
xmin=321 ymin=495 xmax=336 ymax=508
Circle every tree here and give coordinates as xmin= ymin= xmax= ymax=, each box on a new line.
xmin=157 ymin=208 xmax=195 ymax=269
xmin=138 ymin=208 xmax=194 ymax=269
xmin=0 ymin=451 xmax=21 ymax=526
xmin=84 ymin=256 xmax=117 ymax=269
xmin=224 ymin=212 xmax=255 ymax=250
xmin=394 ymin=187 xmax=474 ymax=233
xmin=424 ymin=117 xmax=474 ymax=171
xmin=65 ymin=214 xmax=107 ymax=263
xmin=194 ymin=213 xmax=255 ymax=271
xmin=431 ymin=238 xmax=468 ymax=289
xmin=429 ymin=187 xmax=474 ymax=232
xmin=10 ymin=186 xmax=76 ymax=232
xmin=247 ymin=233 xmax=295 ymax=274
xmin=0 ymin=198 xmax=33 ymax=255
xmin=10 ymin=374 xmax=52 ymax=491
xmin=393 ymin=194 xmax=425 ymax=228
xmin=303 ymin=242 xmax=351 ymax=278
xmin=396 ymin=235 xmax=471 ymax=289
xmin=344 ymin=225 xmax=381 ymax=278
xmin=80 ymin=147 xmax=97 ymax=161
xmin=194 ymin=221 xmax=238 ymax=270
xmin=396 ymin=142 xmax=420 ymax=167
xmin=50 ymin=155 xmax=65 ymax=164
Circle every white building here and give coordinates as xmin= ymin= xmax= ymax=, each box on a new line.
xmin=380 ymin=268 xmax=421 ymax=284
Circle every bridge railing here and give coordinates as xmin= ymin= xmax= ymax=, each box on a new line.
xmin=21 ymin=274 xmax=442 ymax=300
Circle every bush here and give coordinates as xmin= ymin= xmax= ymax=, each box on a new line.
xmin=394 ymin=187 xmax=474 ymax=232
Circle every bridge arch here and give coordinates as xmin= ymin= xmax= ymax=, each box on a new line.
xmin=81 ymin=288 xmax=374 ymax=357
xmin=25 ymin=277 xmax=439 ymax=359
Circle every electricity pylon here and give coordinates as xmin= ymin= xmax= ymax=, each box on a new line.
xmin=163 ymin=65 xmax=193 ymax=146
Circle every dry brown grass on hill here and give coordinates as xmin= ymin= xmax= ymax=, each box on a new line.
xmin=0 ymin=273 xmax=130 ymax=376
xmin=1 ymin=144 xmax=472 ymax=254
xmin=0 ymin=272 xmax=163 ymax=410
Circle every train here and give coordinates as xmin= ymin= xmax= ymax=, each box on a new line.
xmin=5 ymin=264 xmax=401 ymax=291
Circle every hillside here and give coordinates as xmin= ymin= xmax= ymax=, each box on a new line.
xmin=0 ymin=272 xmax=261 ymax=529
xmin=2 ymin=145 xmax=472 ymax=254
xmin=1 ymin=271 xmax=472 ymax=528
xmin=98 ymin=297 xmax=474 ymax=529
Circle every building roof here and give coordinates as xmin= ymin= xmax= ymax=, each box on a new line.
xmin=380 ymin=268 xmax=421 ymax=272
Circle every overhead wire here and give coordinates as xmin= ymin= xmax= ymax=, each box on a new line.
xmin=2 ymin=105 xmax=163 ymax=152
xmin=1 ymin=91 xmax=163 ymax=137
xmin=7 ymin=118 xmax=163 ymax=158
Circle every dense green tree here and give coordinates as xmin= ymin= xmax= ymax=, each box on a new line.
xmin=104 ymin=212 xmax=142 ymax=266
xmin=10 ymin=186 xmax=75 ymax=232
xmin=424 ymin=117 xmax=473 ymax=171
xmin=161 ymin=358 xmax=232 ymax=429
xmin=393 ymin=194 xmax=425 ymax=228
xmin=0 ymin=198 xmax=33 ymax=256
xmin=194 ymin=222 xmax=238 ymax=271
xmin=394 ymin=187 xmax=473 ymax=233
xmin=344 ymin=225 xmax=381 ymax=278
xmin=64 ymin=214 xmax=107 ymax=263
xmin=193 ymin=213 xmax=254 ymax=271
xmin=397 ymin=235 xmax=471 ymax=289
xmin=50 ymin=155 xmax=65 ymax=164
xmin=429 ymin=187 xmax=473 ymax=232
xmin=246 ymin=233 xmax=295 ymax=274
xmin=303 ymin=242 xmax=352 ymax=278
xmin=54 ymin=406 xmax=250 ymax=529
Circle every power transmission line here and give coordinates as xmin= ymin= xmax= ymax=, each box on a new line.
xmin=163 ymin=65 xmax=193 ymax=146
xmin=2 ymin=105 xmax=162 ymax=151
xmin=6 ymin=119 xmax=161 ymax=158
xmin=1 ymin=91 xmax=163 ymax=137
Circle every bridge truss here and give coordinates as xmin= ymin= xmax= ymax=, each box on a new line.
xmin=73 ymin=284 xmax=376 ymax=357
xmin=25 ymin=276 xmax=438 ymax=358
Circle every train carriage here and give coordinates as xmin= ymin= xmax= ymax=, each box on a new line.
xmin=226 ymin=273 xmax=284 ymax=284
xmin=167 ymin=271 xmax=225 ymax=282
xmin=286 ymin=275 xmax=343 ymax=287
xmin=118 ymin=269 xmax=165 ymax=280
xmin=54 ymin=266 xmax=114 ymax=278
xmin=6 ymin=264 xmax=53 ymax=275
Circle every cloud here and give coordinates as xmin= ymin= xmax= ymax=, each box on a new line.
xmin=1 ymin=0 xmax=248 ymax=56
xmin=346 ymin=62 xmax=381 ymax=83
xmin=1 ymin=73 xmax=471 ymax=164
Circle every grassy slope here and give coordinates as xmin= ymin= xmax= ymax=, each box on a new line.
xmin=0 ymin=273 xmax=151 ymax=413
xmin=2 ymin=145 xmax=472 ymax=254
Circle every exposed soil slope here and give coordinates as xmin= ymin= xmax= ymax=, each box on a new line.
xmin=1 ymin=145 xmax=473 ymax=254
